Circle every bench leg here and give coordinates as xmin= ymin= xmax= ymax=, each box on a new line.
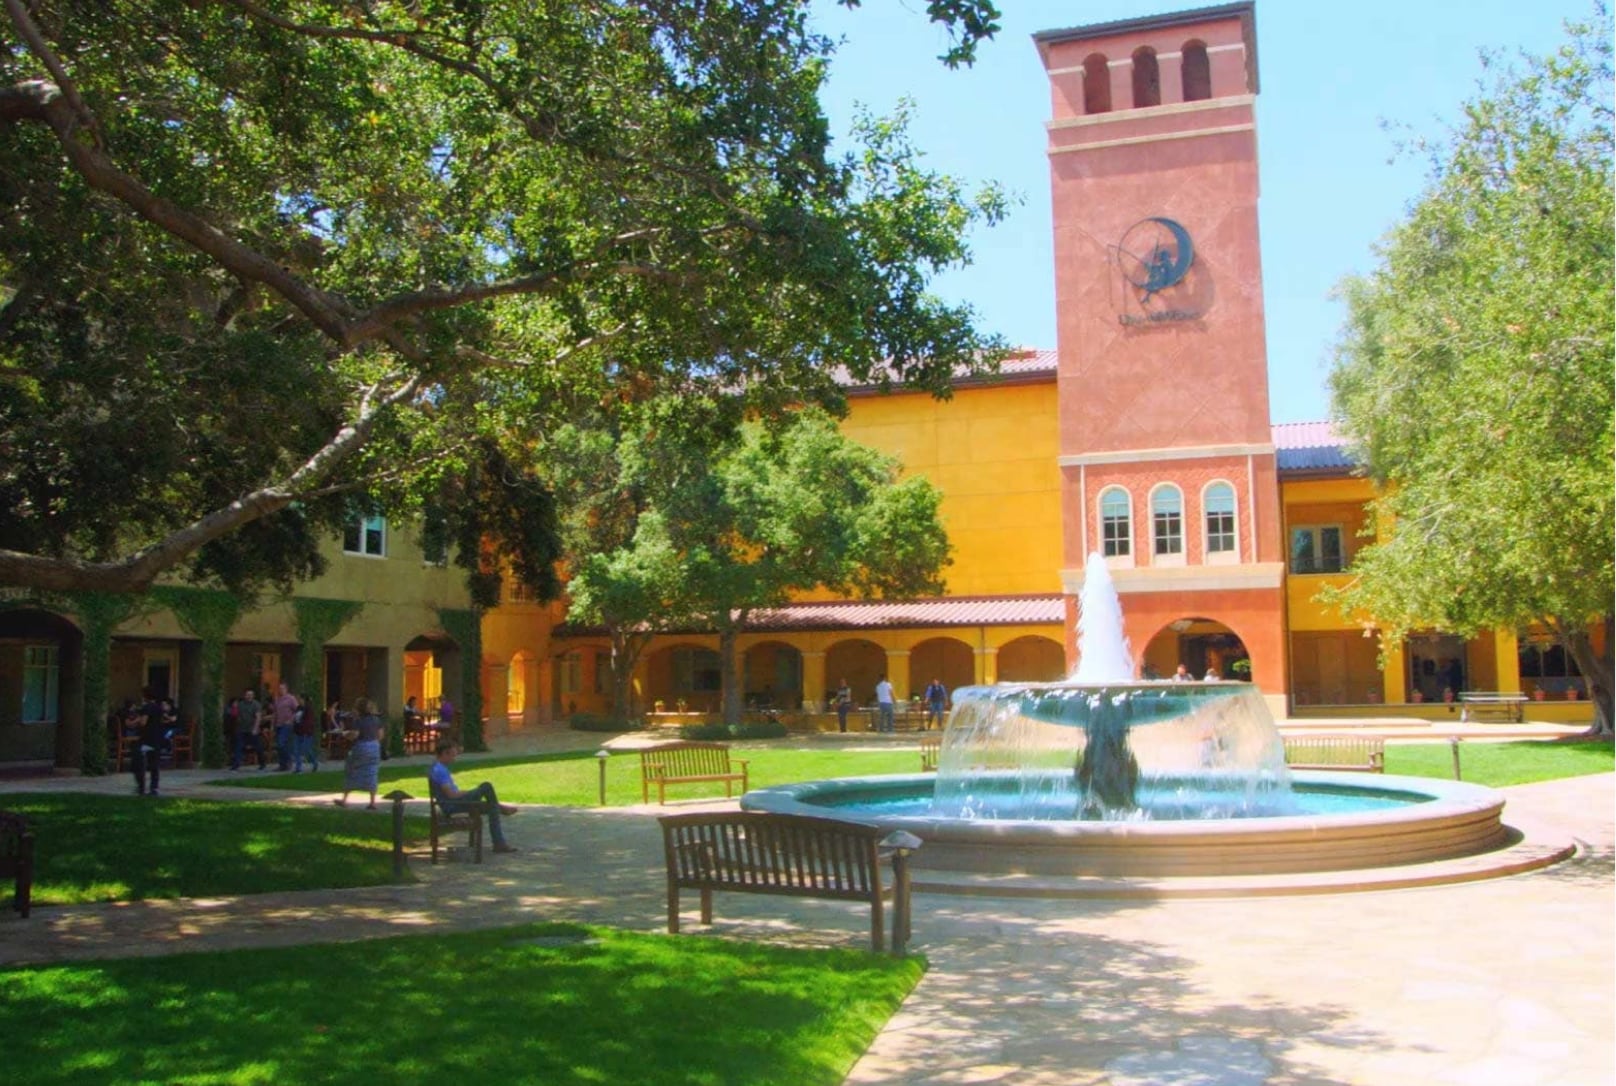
xmin=430 ymin=815 xmax=441 ymax=865
xmin=699 ymin=887 xmax=713 ymax=926
xmin=471 ymin=815 xmax=483 ymax=863
xmin=667 ymin=883 xmax=681 ymax=934
xmin=870 ymin=895 xmax=885 ymax=954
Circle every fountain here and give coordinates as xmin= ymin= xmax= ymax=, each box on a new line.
xmin=742 ymin=554 xmax=1527 ymax=886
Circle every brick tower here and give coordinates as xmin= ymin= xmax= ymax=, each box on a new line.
xmin=1035 ymin=3 xmax=1286 ymax=696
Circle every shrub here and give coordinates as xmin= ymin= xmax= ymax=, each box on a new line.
xmin=677 ymin=719 xmax=790 ymax=741
xmin=678 ymin=721 xmax=731 ymax=741
xmin=568 ymin=714 xmax=639 ymax=733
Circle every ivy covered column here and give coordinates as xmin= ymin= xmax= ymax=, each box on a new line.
xmin=292 ymin=597 xmax=364 ymax=726
xmin=69 ymin=592 xmax=139 ymax=776
xmin=152 ymin=587 xmax=241 ymax=770
xmin=438 ymin=608 xmax=486 ymax=752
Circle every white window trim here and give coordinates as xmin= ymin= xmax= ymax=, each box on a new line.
xmin=1097 ymin=486 xmax=1136 ymax=568
xmin=1201 ymin=479 xmax=1240 ymax=566
xmin=1149 ymin=483 xmax=1186 ymax=567
xmin=344 ymin=514 xmax=388 ymax=559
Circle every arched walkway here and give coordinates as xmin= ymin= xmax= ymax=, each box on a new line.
xmin=997 ymin=635 xmax=1065 ymax=683
xmin=1140 ymin=617 xmax=1251 ymax=682
xmin=825 ymin=638 xmax=887 ymax=706
xmin=907 ymin=637 xmax=974 ymax=698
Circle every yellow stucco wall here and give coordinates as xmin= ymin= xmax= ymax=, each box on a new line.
xmin=835 ymin=379 xmax=1063 ymax=598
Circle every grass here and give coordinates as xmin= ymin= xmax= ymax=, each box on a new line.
xmin=215 ymin=747 xmax=929 ymax=806
xmin=4 ymin=794 xmax=426 ymax=905
xmin=1385 ymin=737 xmax=1613 ymax=786
xmin=0 ymin=921 xmax=923 ymax=1086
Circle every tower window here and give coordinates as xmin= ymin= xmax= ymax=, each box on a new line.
xmin=1205 ymin=482 xmax=1237 ymax=556
xmin=1082 ymin=53 xmax=1111 ymax=114
xmin=1152 ymin=485 xmax=1184 ymax=556
xmin=1100 ymin=488 xmax=1132 ymax=558
xmin=1132 ymin=47 xmax=1161 ymax=108
xmin=1290 ymin=525 xmax=1344 ymax=574
xmin=1182 ymin=40 xmax=1211 ymax=101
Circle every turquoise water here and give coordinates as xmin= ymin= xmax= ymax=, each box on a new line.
xmin=800 ymin=778 xmax=1427 ymax=822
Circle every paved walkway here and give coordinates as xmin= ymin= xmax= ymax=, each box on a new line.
xmin=1 ymin=730 xmax=1610 ymax=1085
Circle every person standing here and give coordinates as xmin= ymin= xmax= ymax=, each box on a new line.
xmin=271 ymin=682 xmax=297 ymax=770
xmin=874 ymin=675 xmax=895 ymax=734
xmin=233 ymin=687 xmax=266 ymax=770
xmin=131 ymin=686 xmax=166 ymax=796
xmin=291 ymin=695 xmax=319 ymax=773
xmin=1171 ymin=665 xmax=1193 ymax=682
xmin=334 ymin=698 xmax=385 ymax=809
xmin=428 ymin=741 xmax=519 ymax=853
xmin=834 ymin=678 xmax=853 ymax=733
xmin=923 ymin=678 xmax=948 ymax=731
xmin=436 ymin=695 xmax=455 ymax=740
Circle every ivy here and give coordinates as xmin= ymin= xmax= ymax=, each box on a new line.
xmin=292 ymin=597 xmax=364 ymax=715
xmin=437 ymin=607 xmax=485 ymax=752
xmin=151 ymin=586 xmax=242 ymax=770
xmin=67 ymin=591 xmax=141 ymax=776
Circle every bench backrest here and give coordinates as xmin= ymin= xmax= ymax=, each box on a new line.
xmin=641 ymin=741 xmax=735 ymax=780
xmin=660 ymin=812 xmax=885 ymax=902
xmin=920 ymin=736 xmax=942 ymax=772
xmin=1459 ymin=692 xmax=1526 ymax=703
xmin=1283 ymin=735 xmax=1385 ymax=764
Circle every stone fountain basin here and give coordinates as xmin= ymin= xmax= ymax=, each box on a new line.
xmin=739 ymin=772 xmax=1511 ymax=878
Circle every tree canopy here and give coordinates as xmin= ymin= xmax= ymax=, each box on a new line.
xmin=0 ymin=0 xmax=1005 ymax=598
xmin=564 ymin=405 xmax=951 ymax=723
xmin=1326 ymin=13 xmax=1614 ymax=731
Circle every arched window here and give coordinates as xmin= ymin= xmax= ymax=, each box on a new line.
xmin=508 ymin=650 xmax=533 ymax=715
xmin=1151 ymin=485 xmax=1184 ymax=558
xmin=1082 ymin=53 xmax=1111 ymax=114
xmin=1203 ymin=482 xmax=1237 ymax=559
xmin=1182 ymin=40 xmax=1212 ymax=101
xmin=1099 ymin=488 xmax=1132 ymax=558
xmin=1132 ymin=47 xmax=1161 ymax=108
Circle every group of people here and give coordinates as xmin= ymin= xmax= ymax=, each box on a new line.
xmin=831 ymin=676 xmax=950 ymax=733
xmin=222 ymin=682 xmax=320 ymax=773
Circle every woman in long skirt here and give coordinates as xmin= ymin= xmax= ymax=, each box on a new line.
xmin=334 ymin=698 xmax=384 ymax=809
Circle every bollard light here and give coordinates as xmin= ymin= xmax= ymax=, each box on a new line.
xmin=384 ymin=789 xmax=413 ymax=880
xmin=1449 ymin=737 xmax=1462 ymax=781
xmin=880 ymin=830 xmax=923 ymax=957
xmin=595 ymin=749 xmax=611 ymax=806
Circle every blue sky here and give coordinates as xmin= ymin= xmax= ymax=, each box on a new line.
xmin=807 ymin=0 xmax=1597 ymax=423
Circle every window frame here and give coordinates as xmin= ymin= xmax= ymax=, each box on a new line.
xmin=1150 ymin=484 xmax=1185 ymax=564
xmin=1289 ymin=524 xmax=1345 ymax=574
xmin=1098 ymin=486 xmax=1134 ymax=563
xmin=21 ymin=644 xmax=59 ymax=725
xmin=343 ymin=514 xmax=387 ymax=558
xmin=1202 ymin=481 xmax=1239 ymax=563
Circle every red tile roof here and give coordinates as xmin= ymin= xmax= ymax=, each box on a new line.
xmin=1271 ymin=420 xmax=1341 ymax=448
xmin=838 ymin=348 xmax=1058 ymax=393
xmin=746 ymin=594 xmax=1065 ymax=630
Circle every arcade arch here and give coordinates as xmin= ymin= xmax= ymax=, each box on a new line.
xmin=825 ymin=638 xmax=886 ymax=705
xmin=1140 ymin=617 xmax=1251 ymax=682
xmin=907 ymin=637 xmax=974 ymax=697
xmin=997 ymin=635 xmax=1066 ymax=683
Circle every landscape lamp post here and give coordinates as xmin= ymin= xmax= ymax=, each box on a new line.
xmin=596 ymin=749 xmax=611 ymax=806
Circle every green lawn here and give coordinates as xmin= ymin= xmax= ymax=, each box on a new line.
xmin=5 ymin=794 xmax=426 ymax=904
xmin=1 ymin=921 xmax=923 ymax=1086
xmin=1385 ymin=738 xmax=1613 ymax=786
xmin=216 ymin=747 xmax=929 ymax=806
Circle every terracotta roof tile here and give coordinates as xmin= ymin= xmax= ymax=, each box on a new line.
xmin=1272 ymin=420 xmax=1356 ymax=473
xmin=744 ymin=595 xmax=1065 ymax=631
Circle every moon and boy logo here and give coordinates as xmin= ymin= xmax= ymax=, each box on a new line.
xmin=1108 ymin=217 xmax=1205 ymax=325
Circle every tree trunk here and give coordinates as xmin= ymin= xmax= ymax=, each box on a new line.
xmin=719 ymin=626 xmax=743 ymax=727
xmin=607 ymin=627 xmax=651 ymax=722
xmin=1561 ymin=617 xmax=1614 ymax=738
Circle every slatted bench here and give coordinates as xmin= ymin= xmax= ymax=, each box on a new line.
xmin=1458 ymin=692 xmax=1528 ymax=723
xmin=659 ymin=811 xmax=920 ymax=954
xmin=920 ymin=735 xmax=942 ymax=772
xmin=428 ymin=784 xmax=484 ymax=864
xmin=0 ymin=810 xmax=36 ymax=918
xmin=639 ymin=741 xmax=750 ymax=805
xmin=1283 ymin=735 xmax=1386 ymax=773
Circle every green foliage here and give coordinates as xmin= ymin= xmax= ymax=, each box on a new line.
xmin=3 ymin=794 xmax=421 ymax=905
xmin=1326 ymin=15 xmax=1614 ymax=727
xmin=151 ymin=586 xmax=242 ymax=769
xmin=679 ymin=718 xmax=792 ymax=740
xmin=436 ymin=607 xmax=485 ymax=751
xmin=65 ymin=591 xmax=140 ymax=775
xmin=567 ymin=714 xmax=641 ymax=734
xmin=292 ymin=597 xmax=364 ymax=722
xmin=1 ymin=923 xmax=923 ymax=1086
xmin=1385 ymin=738 xmax=1612 ymax=786
xmin=0 ymin=0 xmax=1006 ymax=597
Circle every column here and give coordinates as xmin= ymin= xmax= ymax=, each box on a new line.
xmin=975 ymin=646 xmax=999 ymax=686
xmin=800 ymin=651 xmax=826 ymax=712
xmin=884 ymin=650 xmax=912 ymax=702
xmin=1380 ymin=638 xmax=1406 ymax=706
xmin=1491 ymin=629 xmax=1521 ymax=694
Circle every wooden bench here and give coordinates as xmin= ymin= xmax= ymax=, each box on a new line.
xmin=639 ymin=741 xmax=750 ymax=805
xmin=1283 ymin=735 xmax=1386 ymax=773
xmin=659 ymin=811 xmax=919 ymax=954
xmin=428 ymin=783 xmax=484 ymax=864
xmin=1459 ymin=692 xmax=1528 ymax=724
xmin=0 ymin=811 xmax=36 ymax=918
xmin=920 ymin=735 xmax=942 ymax=772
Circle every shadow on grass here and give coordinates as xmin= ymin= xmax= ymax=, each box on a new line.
xmin=1 ymin=922 xmax=920 ymax=1086
xmin=4 ymin=794 xmax=426 ymax=904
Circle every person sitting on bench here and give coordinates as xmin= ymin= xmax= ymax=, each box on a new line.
xmin=427 ymin=741 xmax=520 ymax=854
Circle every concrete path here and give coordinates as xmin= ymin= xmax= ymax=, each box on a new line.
xmin=0 ymin=732 xmax=1610 ymax=1085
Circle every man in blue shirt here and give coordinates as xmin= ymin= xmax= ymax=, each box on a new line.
xmin=923 ymin=678 xmax=948 ymax=731
xmin=427 ymin=742 xmax=519 ymax=853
